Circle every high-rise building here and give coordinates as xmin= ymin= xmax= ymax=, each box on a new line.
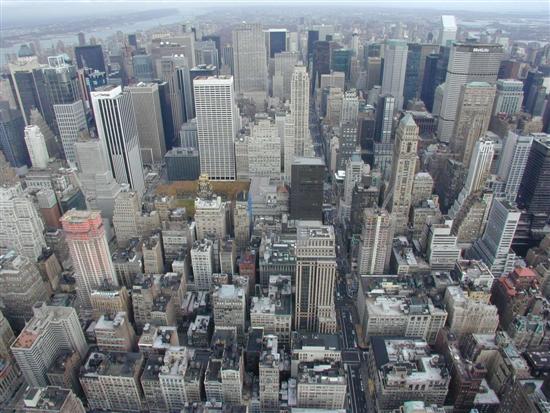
xmin=212 ymin=284 xmax=246 ymax=338
xmin=126 ymin=83 xmax=166 ymax=165
xmin=74 ymin=137 xmax=121 ymax=221
xmin=290 ymin=157 xmax=325 ymax=221
xmin=0 ymin=102 xmax=30 ymax=172
xmin=112 ymin=189 xmax=141 ymax=246
xmin=0 ymin=183 xmax=45 ymax=260
xmin=451 ymin=82 xmax=496 ymax=166
xmin=437 ymin=42 xmax=503 ymax=142
xmin=341 ymin=89 xmax=359 ymax=126
xmin=272 ymin=51 xmax=299 ymax=99
xmin=498 ymin=133 xmax=533 ymax=203
xmin=374 ymin=94 xmax=395 ymax=178
xmin=357 ymin=208 xmax=391 ymax=275
xmin=248 ymin=117 xmax=280 ymax=179
xmin=191 ymin=239 xmax=214 ymax=291
xmin=388 ymin=114 xmax=419 ymax=235
xmin=159 ymin=55 xmax=193 ymax=137
xmin=24 ymin=125 xmax=49 ymax=168
xmin=132 ymin=54 xmax=154 ymax=82
xmin=493 ymin=79 xmax=524 ymax=116
xmin=53 ymin=100 xmax=87 ymax=165
xmin=294 ymin=222 xmax=337 ymax=331
xmin=20 ymin=386 xmax=86 ymax=413
xmin=0 ymin=252 xmax=50 ymax=331
xmin=91 ymin=85 xmax=145 ymax=194
xmin=420 ymin=217 xmax=462 ymax=270
xmin=284 ymin=65 xmax=310 ymax=178
xmin=194 ymin=193 xmax=227 ymax=241
xmin=232 ymin=23 xmax=268 ymax=103
xmin=11 ymin=303 xmax=87 ymax=386
xmin=233 ymin=191 xmax=250 ymax=250
xmin=471 ymin=199 xmax=520 ymax=275
xmin=74 ymin=45 xmax=106 ymax=72
xmin=439 ymin=15 xmax=457 ymax=46
xmin=403 ymin=43 xmax=440 ymax=105
xmin=267 ymin=29 xmax=287 ymax=58
xmin=60 ymin=210 xmax=118 ymax=308
xmin=259 ymin=335 xmax=280 ymax=412
xmin=296 ymin=362 xmax=346 ymax=409
xmin=381 ymin=40 xmax=408 ymax=110
xmin=193 ymin=76 xmax=238 ymax=180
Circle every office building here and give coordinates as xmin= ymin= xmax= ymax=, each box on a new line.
xmin=112 ymin=189 xmax=141 ymax=246
xmin=420 ymin=217 xmax=462 ymax=270
xmin=357 ymin=208 xmax=391 ymax=275
xmin=472 ymin=199 xmax=520 ymax=275
xmin=451 ymin=82 xmax=496 ymax=166
xmin=74 ymin=45 xmax=105 ymax=72
xmin=295 ymin=223 xmax=337 ymax=331
xmin=193 ymin=76 xmax=238 ymax=180
xmin=0 ymin=252 xmax=50 ymax=332
xmin=267 ymin=29 xmax=287 ymax=58
xmin=290 ymin=157 xmax=324 ymax=221
xmin=443 ymin=286 xmax=499 ymax=337
xmin=11 ymin=303 xmax=87 ymax=387
xmin=142 ymin=235 xmax=163 ymax=274
xmin=91 ymin=85 xmax=145 ymax=194
xmin=232 ymin=23 xmax=268 ymax=103
xmin=53 ymin=99 xmax=87 ymax=165
xmin=285 ymin=65 xmax=310 ymax=178
xmin=191 ymin=239 xmax=214 ymax=291
xmin=272 ymin=51 xmax=299 ymax=99
xmin=248 ymin=117 xmax=280 ymax=179
xmin=127 ymin=83 xmax=166 ymax=164
xmin=61 ymin=210 xmax=118 ymax=308
xmin=159 ymin=55 xmax=193 ymax=136
xmin=79 ymin=351 xmax=145 ymax=412
xmin=165 ymin=147 xmax=200 ymax=181
xmin=437 ymin=42 xmax=503 ymax=142
xmin=0 ymin=182 xmax=46 ymax=260
xmin=233 ymin=191 xmax=250 ymax=250
xmin=194 ymin=194 xmax=227 ymax=240
xmin=23 ymin=125 xmax=49 ymax=168
xmin=20 ymin=386 xmax=86 ymax=413
xmin=296 ymin=362 xmax=346 ymax=409
xmin=259 ymin=335 xmax=280 ymax=412
xmin=439 ymin=15 xmax=457 ymax=46
xmin=381 ymin=40 xmax=408 ymax=110
xmin=493 ymin=79 xmax=524 ymax=116
xmin=94 ymin=312 xmax=136 ymax=353
xmin=388 ymin=114 xmax=419 ymax=235
xmin=498 ymin=133 xmax=533 ymax=203
xmin=212 ymin=284 xmax=246 ymax=338
xmin=132 ymin=54 xmax=154 ymax=82
xmin=369 ymin=337 xmax=450 ymax=412
xmin=0 ymin=102 xmax=29 ymax=171
xmin=75 ymin=137 xmax=121 ymax=221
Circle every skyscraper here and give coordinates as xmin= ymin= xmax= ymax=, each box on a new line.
xmin=23 ymin=125 xmax=49 ymax=168
xmin=497 ymin=133 xmax=533 ymax=203
xmin=267 ymin=29 xmax=287 ymax=58
xmin=388 ymin=114 xmax=419 ymax=235
xmin=439 ymin=15 xmax=457 ymax=46
xmin=493 ymin=79 xmax=524 ymax=116
xmin=61 ymin=209 xmax=118 ymax=308
xmin=272 ymin=51 xmax=299 ymax=100
xmin=0 ymin=183 xmax=45 ymax=260
xmin=0 ymin=102 xmax=29 ymax=172
xmin=295 ymin=222 xmax=337 ymax=332
xmin=357 ymin=208 xmax=391 ymax=275
xmin=232 ymin=23 xmax=268 ymax=104
xmin=193 ymin=76 xmax=238 ymax=180
xmin=471 ymin=199 xmax=520 ymax=275
xmin=91 ymin=85 xmax=145 ymax=194
xmin=74 ymin=44 xmax=106 ymax=72
xmin=437 ymin=42 xmax=503 ymax=142
xmin=374 ymin=94 xmax=395 ymax=179
xmin=290 ymin=157 xmax=325 ymax=221
xmin=126 ymin=83 xmax=166 ymax=165
xmin=451 ymin=82 xmax=496 ymax=166
xmin=284 ymin=65 xmax=310 ymax=178
xmin=381 ymin=40 xmax=408 ymax=110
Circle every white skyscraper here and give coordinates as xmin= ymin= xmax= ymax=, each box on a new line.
xmin=60 ymin=209 xmax=118 ymax=308
xmin=498 ymin=133 xmax=533 ymax=203
xmin=493 ymin=79 xmax=524 ymax=116
xmin=248 ymin=117 xmax=281 ymax=179
xmin=0 ymin=183 xmax=46 ymax=260
xmin=381 ymin=40 xmax=408 ymax=110
xmin=54 ymin=100 xmax=87 ymax=165
xmin=272 ymin=51 xmax=300 ymax=99
xmin=439 ymin=15 xmax=457 ymax=46
xmin=341 ymin=89 xmax=359 ymax=126
xmin=357 ymin=208 xmax=392 ymax=275
xmin=437 ymin=42 xmax=504 ymax=142
xmin=126 ymin=83 xmax=166 ymax=165
xmin=24 ymin=125 xmax=49 ymax=168
xmin=232 ymin=23 xmax=268 ymax=104
xmin=284 ymin=65 xmax=309 ymax=179
xmin=472 ymin=199 xmax=520 ymax=275
xmin=193 ymin=76 xmax=238 ymax=180
xmin=191 ymin=239 xmax=214 ymax=291
xmin=91 ymin=85 xmax=145 ymax=194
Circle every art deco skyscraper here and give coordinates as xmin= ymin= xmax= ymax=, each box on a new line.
xmin=61 ymin=209 xmax=118 ymax=308
xmin=232 ymin=23 xmax=268 ymax=104
xmin=284 ymin=65 xmax=309 ymax=179
xmin=451 ymin=82 xmax=496 ymax=166
xmin=437 ymin=42 xmax=503 ymax=142
xmin=388 ymin=114 xmax=419 ymax=235
xmin=294 ymin=222 xmax=337 ymax=331
xmin=380 ymin=40 xmax=408 ymax=110
xmin=193 ymin=76 xmax=238 ymax=180
xmin=91 ymin=85 xmax=145 ymax=194
xmin=493 ymin=79 xmax=524 ymax=116
xmin=24 ymin=125 xmax=49 ymax=168
xmin=357 ymin=208 xmax=391 ymax=275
